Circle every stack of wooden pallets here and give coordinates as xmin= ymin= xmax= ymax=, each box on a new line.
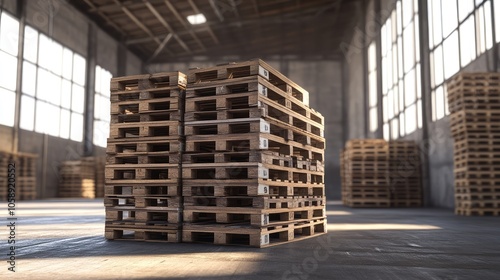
xmin=448 ymin=72 xmax=500 ymax=216
xmin=388 ymin=141 xmax=422 ymax=207
xmin=58 ymin=159 xmax=96 ymax=198
xmin=0 ymin=151 xmax=14 ymax=201
xmin=0 ymin=151 xmax=38 ymax=200
xmin=104 ymin=72 xmax=187 ymax=242
xmin=182 ymin=60 xmax=326 ymax=247
xmin=94 ymin=156 xmax=106 ymax=198
xmin=341 ymin=139 xmax=422 ymax=208
xmin=341 ymin=139 xmax=390 ymax=207
xmin=14 ymin=152 xmax=38 ymax=200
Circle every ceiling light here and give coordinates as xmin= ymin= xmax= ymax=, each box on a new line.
xmin=187 ymin=13 xmax=206 ymax=25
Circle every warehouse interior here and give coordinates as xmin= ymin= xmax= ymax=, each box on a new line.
xmin=1 ymin=0 xmax=499 ymax=279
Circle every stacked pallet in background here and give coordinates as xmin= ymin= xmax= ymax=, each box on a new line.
xmin=340 ymin=149 xmax=347 ymax=206
xmin=448 ymin=72 xmax=500 ymax=216
xmin=104 ymin=72 xmax=186 ymax=242
xmin=15 ymin=152 xmax=38 ymax=200
xmin=388 ymin=141 xmax=422 ymax=207
xmin=94 ymin=156 xmax=106 ymax=198
xmin=58 ymin=159 xmax=96 ymax=198
xmin=0 ymin=151 xmax=38 ymax=200
xmin=182 ymin=59 xmax=326 ymax=247
xmin=341 ymin=139 xmax=422 ymax=208
xmin=341 ymin=140 xmax=390 ymax=207
xmin=58 ymin=156 xmax=106 ymax=198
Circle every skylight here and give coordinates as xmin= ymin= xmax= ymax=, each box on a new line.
xmin=187 ymin=13 xmax=206 ymax=25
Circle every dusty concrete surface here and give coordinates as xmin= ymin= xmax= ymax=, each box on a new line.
xmin=1 ymin=199 xmax=499 ymax=279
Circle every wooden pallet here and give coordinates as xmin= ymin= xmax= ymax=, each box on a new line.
xmin=455 ymin=184 xmax=500 ymax=193
xmin=105 ymin=227 xmax=181 ymax=243
xmin=106 ymin=137 xmax=183 ymax=155
xmin=454 ymin=162 xmax=500 ymax=172
xmin=455 ymin=192 xmax=500 ymax=200
xmin=183 ymin=196 xmax=325 ymax=209
xmin=447 ymin=72 xmax=500 ymax=90
xmin=456 ymin=200 xmax=500 ymax=208
xmin=187 ymin=59 xmax=311 ymax=107
xmin=186 ymin=132 xmax=324 ymax=162
xmin=105 ymin=207 xmax=182 ymax=224
xmin=182 ymin=180 xmax=324 ymax=197
xmin=109 ymin=120 xmax=181 ymax=139
xmin=183 ymin=150 xmax=322 ymax=170
xmin=455 ymin=170 xmax=500 ymax=180
xmin=105 ymin=163 xmax=180 ymax=182
xmin=59 ymin=160 xmax=96 ymax=198
xmin=455 ymin=207 xmax=500 ymax=216
xmin=185 ymin=82 xmax=323 ymax=128
xmin=183 ymin=218 xmax=326 ymax=248
xmin=111 ymin=95 xmax=182 ymax=115
xmin=390 ymin=200 xmax=422 ymax=207
xmin=183 ymin=205 xmax=325 ymax=227
xmin=110 ymin=111 xmax=182 ymax=124
xmin=107 ymin=153 xmax=181 ymax=165
xmin=345 ymin=199 xmax=391 ymax=208
xmin=111 ymin=72 xmax=187 ymax=92
xmin=95 ymin=156 xmax=106 ymax=198
xmin=111 ymin=86 xmax=183 ymax=102
xmin=105 ymin=183 xmax=181 ymax=196
xmin=181 ymin=162 xmax=323 ymax=184
xmin=105 ymin=196 xmax=181 ymax=208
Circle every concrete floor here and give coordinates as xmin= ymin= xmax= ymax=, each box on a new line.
xmin=2 ymin=199 xmax=500 ymax=280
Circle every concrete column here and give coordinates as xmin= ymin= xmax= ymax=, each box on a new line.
xmin=418 ymin=0 xmax=432 ymax=206
xmin=83 ymin=23 xmax=96 ymax=156
xmin=12 ymin=0 xmax=25 ymax=153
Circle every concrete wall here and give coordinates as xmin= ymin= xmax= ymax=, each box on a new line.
xmin=0 ymin=0 xmax=142 ymax=198
xmin=150 ymin=59 xmax=344 ymax=199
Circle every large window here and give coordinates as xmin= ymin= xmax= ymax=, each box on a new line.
xmin=93 ymin=66 xmax=112 ymax=147
xmin=368 ymin=41 xmax=378 ymax=133
xmin=20 ymin=25 xmax=86 ymax=141
xmin=381 ymin=0 xmax=422 ymax=140
xmin=428 ymin=0 xmax=493 ymax=121
xmin=0 ymin=11 xmax=19 ymax=127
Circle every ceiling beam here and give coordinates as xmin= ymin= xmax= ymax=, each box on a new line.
xmin=82 ymin=0 xmax=126 ymax=36
xmin=125 ymin=4 xmax=343 ymax=46
xmin=229 ymin=0 xmax=241 ymax=18
xmin=251 ymin=0 xmax=260 ymax=17
xmin=143 ymin=0 xmax=191 ymax=53
xmin=188 ymin=0 xmax=219 ymax=44
xmin=209 ymin=0 xmax=224 ymax=22
xmin=164 ymin=0 xmax=206 ymax=51
xmin=113 ymin=0 xmax=162 ymax=46
xmin=148 ymin=33 xmax=173 ymax=62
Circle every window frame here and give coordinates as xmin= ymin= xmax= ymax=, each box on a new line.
xmin=428 ymin=0 xmax=493 ymax=121
xmin=380 ymin=0 xmax=422 ymax=140
xmin=19 ymin=24 xmax=87 ymax=142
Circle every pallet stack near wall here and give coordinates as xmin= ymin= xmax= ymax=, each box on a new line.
xmin=181 ymin=60 xmax=326 ymax=247
xmin=341 ymin=139 xmax=390 ymax=207
xmin=59 ymin=158 xmax=96 ymax=198
xmin=104 ymin=72 xmax=187 ymax=242
xmin=448 ymin=72 xmax=500 ymax=216
xmin=58 ymin=156 xmax=106 ymax=198
xmin=94 ymin=156 xmax=106 ymax=198
xmin=0 ymin=151 xmax=38 ymax=200
xmin=341 ymin=139 xmax=422 ymax=208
